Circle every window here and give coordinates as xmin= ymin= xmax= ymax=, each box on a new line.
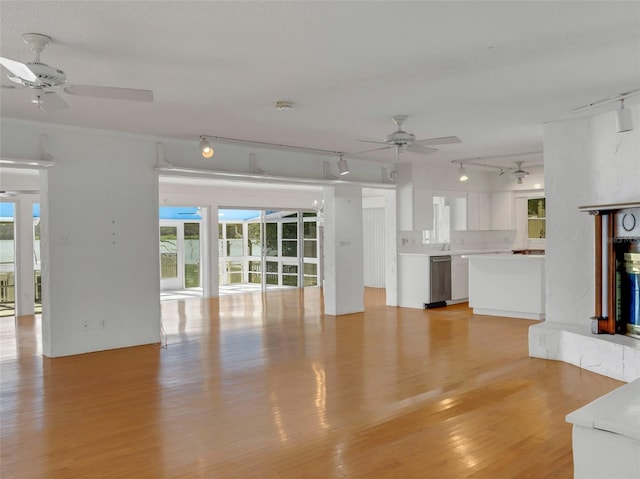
xmin=527 ymin=198 xmax=546 ymax=239
xmin=159 ymin=226 xmax=178 ymax=279
xmin=266 ymin=261 xmax=279 ymax=285
xmin=248 ymin=260 xmax=261 ymax=283
xmin=225 ymin=261 xmax=243 ymax=283
xmin=303 ymin=221 xmax=317 ymax=258
xmin=281 ymin=221 xmax=297 ymax=257
xmin=282 ymin=264 xmax=298 ymax=286
xmin=247 ymin=223 xmax=261 ymax=256
xmin=184 ymin=223 xmax=200 ymax=287
xmin=226 ymin=223 xmax=244 ymax=256
xmin=265 ymin=223 xmax=278 ymax=256
xmin=304 ymin=263 xmax=318 ymax=286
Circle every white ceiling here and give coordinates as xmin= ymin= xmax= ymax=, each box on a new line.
xmin=1 ymin=1 xmax=639 ymax=168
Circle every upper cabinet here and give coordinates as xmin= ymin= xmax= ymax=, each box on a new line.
xmin=397 ymin=185 xmax=433 ymax=231
xmin=491 ymin=191 xmax=515 ymax=230
xmin=467 ymin=192 xmax=491 ymax=230
xmin=468 ymin=191 xmax=515 ymax=230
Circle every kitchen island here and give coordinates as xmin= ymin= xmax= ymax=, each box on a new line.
xmin=467 ymin=253 xmax=545 ymax=320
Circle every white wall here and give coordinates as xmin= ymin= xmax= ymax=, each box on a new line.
xmin=543 ymin=106 xmax=639 ymax=328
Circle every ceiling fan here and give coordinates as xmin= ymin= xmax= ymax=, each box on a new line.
xmin=0 ymin=33 xmax=153 ymax=112
xmin=499 ymin=161 xmax=530 ymax=184
xmin=352 ymin=115 xmax=461 ymax=158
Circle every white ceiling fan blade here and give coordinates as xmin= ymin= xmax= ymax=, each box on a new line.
xmin=63 ymin=85 xmax=153 ymax=102
xmin=348 ymin=145 xmax=394 ymax=156
xmin=36 ymin=91 xmax=68 ymax=112
xmin=413 ymin=136 xmax=462 ymax=146
xmin=0 ymin=190 xmax=39 ymax=197
xmin=357 ymin=139 xmax=390 ymax=145
xmin=0 ymin=56 xmax=38 ymax=83
xmin=406 ymin=144 xmax=438 ymax=156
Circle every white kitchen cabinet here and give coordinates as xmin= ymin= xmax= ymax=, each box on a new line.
xmin=397 ymin=186 xmax=433 ymax=231
xmin=491 ymin=191 xmax=515 ymax=230
xmin=413 ymin=187 xmax=433 ymax=231
xmin=397 ymin=254 xmax=430 ymax=309
xmin=467 ymin=192 xmax=491 ymax=230
xmin=451 ymin=254 xmax=469 ymax=301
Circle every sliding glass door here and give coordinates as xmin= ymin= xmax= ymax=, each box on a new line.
xmin=218 ymin=209 xmax=321 ymax=293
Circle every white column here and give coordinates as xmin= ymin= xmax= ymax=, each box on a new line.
xmin=204 ymin=205 xmax=219 ymax=298
xmin=15 ymin=197 xmax=35 ymax=316
xmin=323 ymin=185 xmax=364 ymax=315
xmin=384 ymin=189 xmax=398 ymax=306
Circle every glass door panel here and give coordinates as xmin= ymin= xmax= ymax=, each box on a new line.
xmin=184 ymin=222 xmax=200 ymax=288
xmin=218 ymin=209 xmax=320 ymax=294
xmin=33 ymin=204 xmax=42 ymax=313
xmin=0 ymin=203 xmax=16 ymax=317
xmin=159 ymin=223 xmax=182 ymax=290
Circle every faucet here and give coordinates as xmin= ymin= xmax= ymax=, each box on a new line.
xmin=441 ymin=241 xmax=450 ymax=251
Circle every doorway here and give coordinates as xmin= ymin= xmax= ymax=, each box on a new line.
xmin=159 ymin=207 xmax=202 ymax=293
xmin=219 ymin=209 xmax=321 ymax=294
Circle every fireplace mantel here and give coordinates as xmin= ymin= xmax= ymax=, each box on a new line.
xmin=579 ymin=201 xmax=640 ymax=213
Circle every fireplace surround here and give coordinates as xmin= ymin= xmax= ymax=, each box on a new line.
xmin=579 ymin=202 xmax=640 ymax=339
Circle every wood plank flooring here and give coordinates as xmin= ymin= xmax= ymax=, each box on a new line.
xmin=0 ymin=288 xmax=623 ymax=478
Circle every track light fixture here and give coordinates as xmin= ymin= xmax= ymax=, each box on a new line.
xmin=337 ymin=155 xmax=350 ymax=175
xmin=573 ymin=88 xmax=638 ymax=133
xmin=452 ymin=160 xmax=469 ymax=182
xmin=616 ymin=99 xmax=634 ymax=133
xmin=199 ymin=137 xmax=214 ymax=158
xmin=458 ymin=164 xmax=469 ymax=182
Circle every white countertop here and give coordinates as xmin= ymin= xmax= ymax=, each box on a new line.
xmin=566 ymin=377 xmax=640 ymax=440
xmin=398 ymin=249 xmax=511 ymax=256
xmin=465 ymin=253 xmax=544 ymax=259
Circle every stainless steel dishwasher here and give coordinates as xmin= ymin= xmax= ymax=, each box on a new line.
xmin=428 ymin=255 xmax=451 ymax=308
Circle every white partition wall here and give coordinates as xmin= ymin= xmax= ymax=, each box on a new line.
xmin=35 ymin=128 xmax=161 ymax=357
xmin=323 ymin=185 xmax=365 ymax=315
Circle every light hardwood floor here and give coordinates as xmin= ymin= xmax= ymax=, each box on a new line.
xmin=0 ymin=288 xmax=623 ymax=478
